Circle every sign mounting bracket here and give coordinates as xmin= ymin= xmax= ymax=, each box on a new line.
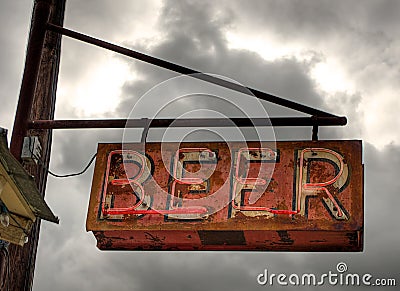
xmin=22 ymin=22 xmax=346 ymax=141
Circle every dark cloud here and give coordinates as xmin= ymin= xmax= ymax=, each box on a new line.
xmin=229 ymin=0 xmax=343 ymax=41
xmin=228 ymin=0 xmax=400 ymax=42
xmin=118 ymin=0 xmax=329 ymax=126
xmin=318 ymin=91 xmax=363 ymax=141
xmin=226 ymin=0 xmax=400 ymax=128
xmin=353 ymin=0 xmax=400 ymax=36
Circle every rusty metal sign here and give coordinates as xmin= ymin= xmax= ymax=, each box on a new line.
xmin=86 ymin=140 xmax=363 ymax=251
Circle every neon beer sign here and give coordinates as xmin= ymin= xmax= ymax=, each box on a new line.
xmin=101 ymin=146 xmax=349 ymax=220
xmin=87 ymin=141 xmax=363 ymax=251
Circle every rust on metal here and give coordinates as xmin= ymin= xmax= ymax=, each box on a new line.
xmin=28 ymin=116 xmax=347 ymax=130
xmin=10 ymin=0 xmax=52 ymax=160
xmin=86 ymin=140 xmax=363 ymax=251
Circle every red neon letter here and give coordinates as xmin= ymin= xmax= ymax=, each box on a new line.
xmin=102 ymin=150 xmax=150 ymax=216
xmin=167 ymin=148 xmax=215 ymax=219
xmin=231 ymin=148 xmax=290 ymax=215
xmin=296 ymin=148 xmax=349 ymax=220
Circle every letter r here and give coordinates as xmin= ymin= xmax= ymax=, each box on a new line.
xmin=295 ymin=148 xmax=350 ymax=220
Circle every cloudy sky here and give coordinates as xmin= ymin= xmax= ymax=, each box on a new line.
xmin=1 ymin=0 xmax=399 ymax=290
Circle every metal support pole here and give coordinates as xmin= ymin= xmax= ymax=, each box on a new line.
xmin=140 ymin=118 xmax=151 ymax=143
xmin=28 ymin=116 xmax=347 ymax=130
xmin=46 ymin=23 xmax=338 ymax=118
xmin=6 ymin=1 xmax=66 ymax=290
xmin=312 ymin=125 xmax=319 ymax=141
xmin=10 ymin=0 xmax=52 ymax=160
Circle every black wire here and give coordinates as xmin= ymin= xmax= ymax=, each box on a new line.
xmin=27 ymin=136 xmax=97 ymax=178
xmin=35 ymin=152 xmax=97 ymax=178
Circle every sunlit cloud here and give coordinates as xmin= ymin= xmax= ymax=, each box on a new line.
xmin=59 ymin=56 xmax=133 ymax=117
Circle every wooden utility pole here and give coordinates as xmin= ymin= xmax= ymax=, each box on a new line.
xmin=2 ymin=0 xmax=66 ymax=290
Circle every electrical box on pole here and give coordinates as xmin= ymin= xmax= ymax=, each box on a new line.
xmin=1 ymin=1 xmax=66 ymax=290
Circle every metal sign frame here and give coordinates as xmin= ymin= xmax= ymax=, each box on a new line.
xmin=12 ymin=19 xmax=347 ymax=153
xmin=87 ymin=141 xmax=363 ymax=251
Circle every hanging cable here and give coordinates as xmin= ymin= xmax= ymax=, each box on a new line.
xmin=35 ymin=152 xmax=97 ymax=178
xmin=28 ymin=137 xmax=97 ymax=178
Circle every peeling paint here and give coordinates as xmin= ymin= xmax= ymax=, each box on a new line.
xmin=87 ymin=141 xmax=363 ymax=251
